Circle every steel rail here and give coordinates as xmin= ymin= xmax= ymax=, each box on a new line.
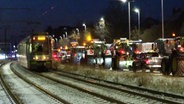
xmin=10 ymin=64 xmax=70 ymax=104
xmin=0 ymin=63 xmax=20 ymax=104
xmin=38 ymin=73 xmax=126 ymax=104
xmin=56 ymin=70 xmax=184 ymax=104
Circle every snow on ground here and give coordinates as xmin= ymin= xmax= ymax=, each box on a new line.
xmin=0 ymin=61 xmax=183 ymax=104
xmin=0 ymin=84 xmax=12 ymax=104
xmin=1 ymin=63 xmax=64 ymax=104
xmin=57 ymin=63 xmax=184 ymax=96
xmin=12 ymin=63 xmax=111 ymax=104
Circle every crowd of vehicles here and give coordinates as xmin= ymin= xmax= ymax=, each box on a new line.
xmin=54 ymin=38 xmax=162 ymax=71
xmin=16 ymin=32 xmax=184 ymax=76
xmin=51 ymin=39 xmax=112 ymax=69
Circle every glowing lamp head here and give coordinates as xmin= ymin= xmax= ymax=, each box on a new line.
xmin=120 ymin=0 xmax=127 ymax=3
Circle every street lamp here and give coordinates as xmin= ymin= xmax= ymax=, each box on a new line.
xmin=120 ymin=0 xmax=131 ymax=40
xmin=82 ymin=23 xmax=86 ymax=31
xmin=65 ymin=32 xmax=68 ymax=38
xmin=134 ymin=8 xmax=140 ymax=38
xmin=59 ymin=36 xmax=62 ymax=39
xmin=100 ymin=17 xmax=104 ymax=21
xmin=63 ymin=34 xmax=65 ymax=38
xmin=161 ymin=0 xmax=164 ymax=38
xmin=120 ymin=0 xmax=126 ymax=3
xmin=99 ymin=17 xmax=105 ymax=28
xmin=76 ymin=28 xmax=79 ymax=35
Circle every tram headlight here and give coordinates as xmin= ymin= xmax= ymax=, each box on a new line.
xmin=33 ymin=56 xmax=39 ymax=60
xmin=42 ymin=55 xmax=49 ymax=60
xmin=41 ymin=56 xmax=45 ymax=60
xmin=33 ymin=55 xmax=50 ymax=60
xmin=42 ymin=55 xmax=47 ymax=60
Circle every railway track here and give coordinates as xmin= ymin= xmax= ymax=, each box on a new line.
xmin=53 ymin=69 xmax=184 ymax=104
xmin=0 ymin=61 xmax=19 ymax=104
xmin=1 ymin=62 xmax=69 ymax=104
xmin=11 ymin=63 xmax=116 ymax=104
xmin=38 ymin=71 xmax=182 ymax=104
xmin=9 ymin=62 xmax=184 ymax=104
xmin=10 ymin=64 xmax=70 ymax=104
xmin=38 ymin=73 xmax=126 ymax=104
xmin=0 ymin=71 xmax=19 ymax=104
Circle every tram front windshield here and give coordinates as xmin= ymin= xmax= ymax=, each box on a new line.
xmin=32 ymin=37 xmax=50 ymax=54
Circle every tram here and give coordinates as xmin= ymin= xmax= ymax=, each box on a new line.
xmin=17 ymin=32 xmax=53 ymax=71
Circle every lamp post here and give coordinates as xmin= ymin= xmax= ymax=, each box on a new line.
xmin=82 ymin=23 xmax=86 ymax=31
xmin=134 ymin=8 xmax=140 ymax=38
xmin=121 ymin=0 xmax=131 ymax=40
xmin=99 ymin=17 xmax=105 ymax=28
xmin=128 ymin=2 xmax=131 ymax=40
xmin=65 ymin=32 xmax=68 ymax=38
xmin=161 ymin=0 xmax=164 ymax=38
xmin=76 ymin=28 xmax=79 ymax=35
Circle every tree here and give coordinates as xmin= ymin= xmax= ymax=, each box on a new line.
xmin=94 ymin=18 xmax=109 ymax=41
xmin=68 ymin=30 xmax=80 ymax=42
xmin=45 ymin=26 xmax=53 ymax=34
xmin=131 ymin=26 xmax=139 ymax=40
xmin=58 ymin=38 xmax=70 ymax=47
xmin=141 ymin=25 xmax=161 ymax=42
xmin=103 ymin=1 xmax=128 ymax=42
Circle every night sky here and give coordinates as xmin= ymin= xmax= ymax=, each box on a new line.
xmin=0 ymin=0 xmax=184 ymax=43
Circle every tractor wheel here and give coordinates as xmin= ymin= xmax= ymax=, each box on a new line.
xmin=171 ymin=54 xmax=178 ymax=76
xmin=150 ymin=69 xmax=154 ymax=73
xmin=161 ymin=58 xmax=169 ymax=75
xmin=171 ymin=53 xmax=184 ymax=76
xmin=132 ymin=62 xmax=137 ymax=72
xmin=116 ymin=58 xmax=121 ymax=70
xmin=177 ymin=59 xmax=184 ymax=76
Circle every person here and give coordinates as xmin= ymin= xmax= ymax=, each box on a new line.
xmin=94 ymin=46 xmax=100 ymax=64
xmin=80 ymin=50 xmax=87 ymax=65
xmin=94 ymin=46 xmax=104 ymax=68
